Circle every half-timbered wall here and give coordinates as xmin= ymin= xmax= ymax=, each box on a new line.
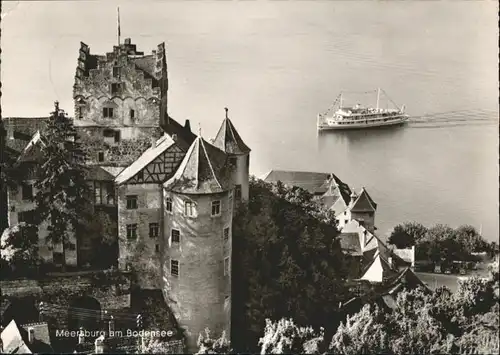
xmin=127 ymin=144 xmax=185 ymax=184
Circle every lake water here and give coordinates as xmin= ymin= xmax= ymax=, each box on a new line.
xmin=2 ymin=1 xmax=498 ymax=240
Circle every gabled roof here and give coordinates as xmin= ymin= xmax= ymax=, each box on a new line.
xmin=17 ymin=131 xmax=46 ymax=163
xmin=163 ymin=135 xmax=231 ymax=194
xmin=350 ymin=187 xmax=377 ymax=212
xmin=115 ymin=134 xmax=175 ymax=185
xmin=212 ymin=109 xmax=250 ymax=154
xmin=360 ymin=254 xmax=397 ymax=283
xmin=384 ymin=267 xmax=430 ymax=294
xmin=162 ymin=115 xmax=197 ymax=152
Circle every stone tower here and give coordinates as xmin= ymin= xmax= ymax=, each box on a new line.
xmin=73 ymin=38 xmax=167 ymax=166
xmin=162 ymin=134 xmax=234 ymax=352
xmin=212 ymin=108 xmax=251 ymax=202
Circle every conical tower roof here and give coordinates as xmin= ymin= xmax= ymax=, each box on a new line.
xmin=212 ymin=108 xmax=250 ymax=155
xmin=350 ymin=187 xmax=377 ymax=212
xmin=164 ymin=134 xmax=232 ymax=194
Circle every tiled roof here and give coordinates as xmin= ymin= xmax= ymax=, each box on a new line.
xmin=162 ymin=115 xmax=197 ymax=152
xmin=100 ymin=166 xmax=125 ymax=177
xmin=115 ymin=134 xmax=175 ymax=185
xmin=85 ymin=165 xmax=116 ymax=181
xmin=212 ymin=110 xmax=250 ymax=154
xmin=164 ymin=136 xmax=231 ymax=194
xmin=384 ymin=267 xmax=429 ymax=294
xmin=350 ymin=188 xmax=377 ymax=212
xmin=17 ymin=131 xmax=45 ymax=163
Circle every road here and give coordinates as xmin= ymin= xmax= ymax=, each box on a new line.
xmin=416 ymin=269 xmax=491 ymax=293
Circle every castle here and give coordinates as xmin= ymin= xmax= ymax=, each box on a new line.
xmin=2 ymin=38 xmax=250 ymax=351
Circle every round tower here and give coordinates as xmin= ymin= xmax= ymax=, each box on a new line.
xmin=213 ymin=108 xmax=251 ymax=202
xmin=162 ymin=135 xmax=233 ymax=352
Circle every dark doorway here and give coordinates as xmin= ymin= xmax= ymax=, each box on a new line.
xmin=67 ymin=296 xmax=101 ymax=332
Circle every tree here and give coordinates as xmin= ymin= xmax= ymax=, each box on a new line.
xmin=258 ymin=318 xmax=324 ymax=354
xmin=196 ymin=328 xmax=232 ymax=354
xmin=0 ymin=223 xmax=40 ymax=276
xmin=388 ymin=222 xmax=428 ymax=248
xmin=33 ymin=102 xmax=90 ymax=268
xmin=232 ymin=178 xmax=349 ymax=352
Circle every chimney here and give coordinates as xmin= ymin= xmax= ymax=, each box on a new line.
xmin=78 ymin=327 xmax=85 ymax=344
xmin=39 ymin=302 xmax=45 ymax=322
xmin=124 ymin=38 xmax=131 ymax=45
xmin=28 ymin=327 xmax=35 ymax=344
xmin=95 ymin=335 xmax=105 ymax=354
xmin=152 ymin=50 xmax=157 ymax=56
xmin=184 ymin=119 xmax=191 ymax=133
xmin=151 ymin=136 xmax=157 ymax=148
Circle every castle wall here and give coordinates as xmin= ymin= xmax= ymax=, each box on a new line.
xmin=161 ymin=191 xmax=232 ymax=352
xmin=117 ymin=183 xmax=163 ymax=289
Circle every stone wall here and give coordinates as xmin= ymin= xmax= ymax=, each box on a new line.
xmin=117 ymin=183 xmax=163 ymax=289
xmin=161 ymin=191 xmax=232 ymax=353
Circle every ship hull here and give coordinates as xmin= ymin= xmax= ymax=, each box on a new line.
xmin=318 ymin=115 xmax=409 ymax=131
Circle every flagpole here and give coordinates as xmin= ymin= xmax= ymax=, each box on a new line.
xmin=117 ymin=7 xmax=121 ymax=46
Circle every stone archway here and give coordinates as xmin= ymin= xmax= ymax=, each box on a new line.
xmin=67 ymin=296 xmax=102 ymax=332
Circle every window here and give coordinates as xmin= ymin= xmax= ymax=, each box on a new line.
xmin=229 ymin=157 xmax=237 ymax=167
xmin=223 ymin=227 xmax=230 ymax=244
xmin=103 ymin=107 xmax=114 ymax=118
xmin=94 ymin=181 xmax=103 ymax=205
xmin=53 ymin=252 xmax=64 ymax=265
xmin=98 ymin=152 xmax=104 ymax=162
xmin=130 ymin=109 xmax=135 ymax=120
xmin=18 ymin=210 xmax=35 ymax=224
xmin=228 ymin=190 xmax=233 ymax=209
xmin=78 ymin=107 xmax=83 ymax=119
xmin=22 ymin=184 xmax=33 ymax=201
xmin=113 ymin=66 xmax=121 ymax=77
xmin=344 ymin=219 xmax=348 ymax=225
xmin=68 ymin=243 xmax=76 ymax=251
xmin=111 ymin=83 xmax=121 ymax=95
xmin=166 ymin=197 xmax=173 ymax=213
xmin=211 ymin=200 xmax=221 ymax=216
xmin=155 ymin=244 xmax=160 ymax=253
xmin=235 ymin=185 xmax=242 ymax=200
xmin=171 ymin=229 xmax=180 ymax=244
xmin=149 ymin=223 xmax=159 ymax=238
xmin=114 ymin=131 xmax=121 ymax=143
xmin=171 ymin=259 xmax=179 ymax=277
xmin=126 ymin=224 xmax=138 ymax=240
xmin=106 ymin=190 xmax=115 ymax=205
xmin=224 ymin=257 xmax=230 ymax=276
xmin=184 ymin=200 xmax=194 ymax=217
xmin=126 ymin=195 xmax=138 ymax=209
xmin=137 ymin=171 xmax=144 ymax=181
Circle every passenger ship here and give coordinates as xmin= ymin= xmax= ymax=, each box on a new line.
xmin=317 ymin=89 xmax=409 ymax=131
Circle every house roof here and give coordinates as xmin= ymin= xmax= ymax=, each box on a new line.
xmin=162 ymin=115 xmax=197 ymax=152
xmin=360 ymin=254 xmax=397 ymax=283
xmin=0 ymin=320 xmax=51 ymax=354
xmin=2 ymin=117 xmax=49 ymax=137
xmin=163 ymin=135 xmax=231 ymax=194
xmin=115 ymin=134 xmax=175 ymax=185
xmin=212 ymin=109 xmax=250 ymax=155
xmin=384 ymin=267 xmax=430 ymax=294
xmin=350 ymin=187 xmax=377 ymax=212
xmin=85 ymin=165 xmax=116 ymax=181
xmin=17 ymin=131 xmax=46 ymax=163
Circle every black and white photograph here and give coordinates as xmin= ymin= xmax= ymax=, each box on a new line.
xmin=0 ymin=0 xmax=498 ymax=353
